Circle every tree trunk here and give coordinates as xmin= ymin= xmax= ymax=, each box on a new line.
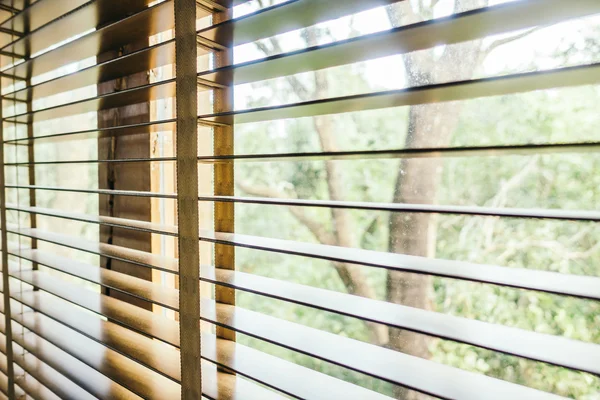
xmin=385 ymin=3 xmax=484 ymax=394
xmin=386 ymin=102 xmax=462 ymax=400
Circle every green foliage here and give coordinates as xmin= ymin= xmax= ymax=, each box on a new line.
xmin=234 ymin=19 xmax=600 ymax=399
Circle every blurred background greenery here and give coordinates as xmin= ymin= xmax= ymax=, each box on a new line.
xmin=230 ymin=1 xmax=600 ymax=398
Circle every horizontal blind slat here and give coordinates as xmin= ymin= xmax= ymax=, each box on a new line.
xmin=198 ymin=0 xmax=600 ymax=87
xmin=199 ymin=63 xmax=600 ymax=125
xmin=201 ymin=299 xmax=567 ymax=400
xmin=5 ymin=79 xmax=176 ymax=123
xmin=199 ymin=230 xmax=600 ymax=300
xmin=4 ymin=119 xmax=177 ymax=144
xmin=9 ymin=270 xmax=180 ymax=346
xmin=6 ymin=185 xmax=177 ymax=199
xmin=11 ymin=290 xmax=181 ymax=381
xmin=12 ymin=192 xmax=600 ymax=222
xmin=204 ymin=266 xmax=600 ymax=374
xmin=0 ymin=331 xmax=95 ymax=400
xmin=197 ymin=196 xmax=600 ymax=221
xmin=0 ymin=0 xmax=89 ymax=49
xmin=2 ymin=0 xmax=175 ymax=79
xmin=5 ymin=141 xmax=600 ymax=165
xmin=11 ymin=248 xmax=179 ymax=309
xmin=0 ymin=309 xmax=139 ymax=400
xmin=7 ymin=266 xmax=184 ymax=347
xmin=11 ymin=286 xmax=388 ymax=400
xmin=0 ymin=0 xmax=169 ymax=69
xmin=198 ymin=0 xmax=404 ymax=48
xmin=5 ymin=40 xmax=175 ymax=102
xmin=8 ymin=305 xmax=178 ymax=400
xmin=7 ymin=225 xmax=178 ymax=272
xmin=7 ymin=204 xmax=179 ymax=234
xmin=202 ymin=334 xmax=393 ymax=400
xmin=0 ymin=349 xmax=63 ymax=400
xmin=7 ymin=209 xmax=598 ymax=298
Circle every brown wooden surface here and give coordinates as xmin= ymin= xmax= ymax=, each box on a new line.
xmin=0 ymin=310 xmax=139 ymax=400
xmin=175 ymin=0 xmax=202 ymax=397
xmin=12 ymin=248 xmax=179 ymax=310
xmin=10 ymin=270 xmax=180 ymax=347
xmin=1 ymin=331 xmax=95 ymax=400
xmin=0 ymin=86 xmax=14 ymax=400
xmin=98 ymin=36 xmax=155 ymax=310
xmin=0 ymin=343 xmax=62 ymax=400
xmin=8 ymin=226 xmax=178 ymax=273
xmin=213 ymin=0 xmax=236 ymax=347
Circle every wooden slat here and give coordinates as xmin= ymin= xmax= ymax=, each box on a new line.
xmin=10 ymin=280 xmax=387 ymax=400
xmin=6 ymin=292 xmax=286 ymax=400
xmin=11 ymin=290 xmax=181 ymax=382
xmin=7 ymin=225 xmax=178 ymax=273
xmin=202 ymin=333 xmax=392 ymax=400
xmin=13 ymin=365 xmax=70 ymax=400
xmin=201 ymin=299 xmax=567 ymax=400
xmin=4 ymin=119 xmax=176 ymax=145
xmin=6 ymin=142 xmax=600 ymax=190
xmin=13 ymin=304 xmax=181 ymax=399
xmin=2 ymin=0 xmax=260 ymax=103
xmin=12 ymin=142 xmax=600 ymax=165
xmin=0 ymin=341 xmax=62 ymax=400
xmin=196 ymin=196 xmax=600 ymax=222
xmin=0 ymin=0 xmax=88 ymax=48
xmin=5 ymin=40 xmax=175 ymax=103
xmin=198 ymin=0 xmax=600 ymax=87
xmin=7 ymin=204 xmax=178 ymax=235
xmin=0 ymin=353 xmax=29 ymax=400
xmin=0 ymin=330 xmax=95 ymax=400
xmin=0 ymin=309 xmax=142 ymax=400
xmin=8 ymin=208 xmax=600 ymax=299
xmin=4 ymin=80 xmax=176 ymax=124
xmin=9 ymin=270 xmax=180 ymax=347
xmin=198 ymin=0 xmax=404 ymax=48
xmin=6 ymin=186 xmax=177 ymax=200
xmin=1 ymin=0 xmax=176 ymax=79
xmin=204 ymin=266 xmax=600 ymax=374
xmin=198 ymin=63 xmax=600 ymax=125
xmin=0 ymin=370 xmax=25 ymax=398
xmin=0 ymin=0 xmax=162 ymax=68
xmin=199 ymin=230 xmax=600 ymax=300
xmin=10 ymin=248 xmax=179 ymax=309
xmin=194 ymin=141 xmax=600 ymax=164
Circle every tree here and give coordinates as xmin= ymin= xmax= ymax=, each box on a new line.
xmin=236 ymin=1 xmax=597 ymax=398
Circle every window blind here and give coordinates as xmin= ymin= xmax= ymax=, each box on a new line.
xmin=0 ymin=0 xmax=598 ymax=399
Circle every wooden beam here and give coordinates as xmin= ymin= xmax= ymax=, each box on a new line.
xmin=26 ymin=78 xmax=37 ymax=275
xmin=97 ymin=42 xmax=154 ymax=310
xmin=212 ymin=0 xmax=236 ymax=348
xmin=175 ymin=0 xmax=201 ymax=398
xmin=0 ymin=95 xmax=16 ymax=400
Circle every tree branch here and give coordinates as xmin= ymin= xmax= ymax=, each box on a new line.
xmin=254 ymin=38 xmax=311 ymax=100
xmin=237 ymin=180 xmax=389 ymax=346
xmin=480 ymin=27 xmax=540 ymax=60
xmin=250 ymin=18 xmax=389 ymax=347
xmin=236 ymin=181 xmax=336 ymax=246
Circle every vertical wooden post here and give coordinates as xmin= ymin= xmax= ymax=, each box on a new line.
xmin=213 ymin=0 xmax=236 ymax=346
xmin=25 ymin=79 xmax=36 ymax=274
xmin=175 ymin=0 xmax=201 ymax=398
xmin=97 ymin=42 xmax=154 ymax=310
xmin=0 ymin=99 xmax=16 ymax=400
